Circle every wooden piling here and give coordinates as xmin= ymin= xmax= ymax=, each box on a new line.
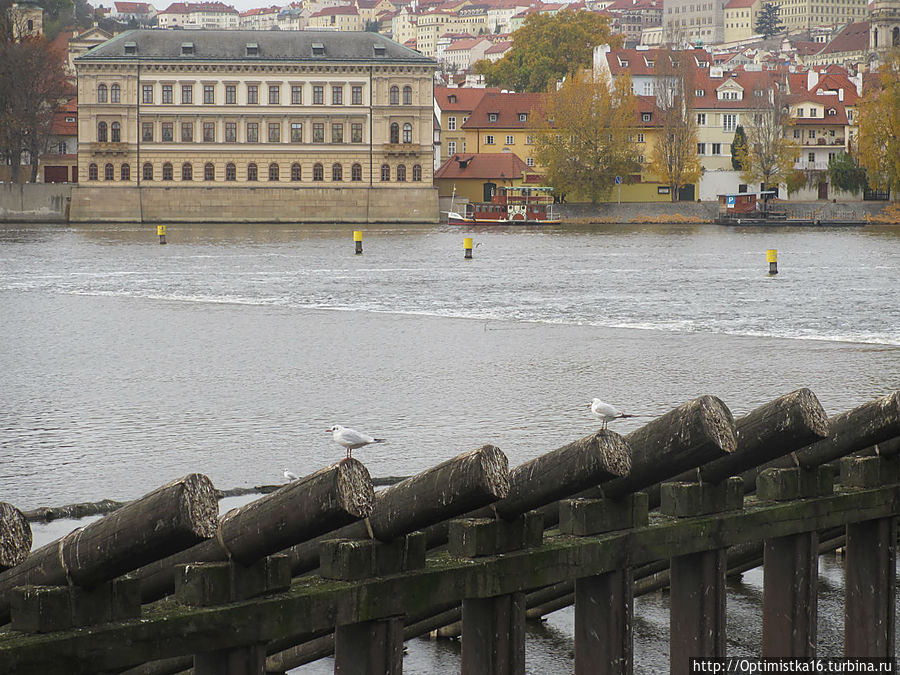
xmin=461 ymin=592 xmax=525 ymax=675
xmin=669 ymin=550 xmax=726 ymax=675
xmin=845 ymin=517 xmax=896 ymax=657
xmin=762 ymin=532 xmax=818 ymax=657
xmin=0 ymin=503 xmax=31 ymax=573
xmin=575 ymin=569 xmax=633 ymax=675
xmin=334 ymin=617 xmax=403 ymax=675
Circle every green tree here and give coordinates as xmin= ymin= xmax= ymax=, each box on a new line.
xmin=474 ymin=10 xmax=622 ymax=93
xmin=730 ymin=125 xmax=747 ymax=170
xmin=857 ymin=49 xmax=900 ymax=194
xmin=827 ymin=151 xmax=867 ymax=194
xmin=755 ymin=2 xmax=784 ymax=39
xmin=534 ymin=70 xmax=640 ymax=203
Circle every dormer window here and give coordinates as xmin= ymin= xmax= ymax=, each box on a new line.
xmin=827 ymin=108 xmax=836 ymax=116
xmin=619 ymin=58 xmax=629 ymax=67
xmin=695 ymin=89 xmax=705 ymax=96
xmin=797 ymin=108 xmax=804 ymax=117
xmin=642 ymin=112 xmax=651 ymax=122
xmin=809 ymin=108 xmax=817 ymax=117
xmin=448 ymin=94 xmax=457 ymax=103
xmin=181 ymin=43 xmax=194 ymax=56
xmin=373 ymin=44 xmax=386 ymax=56
xmin=518 ymin=113 xmax=527 ymax=121
xmin=646 ymin=59 xmax=654 ymax=67
xmin=124 ymin=41 xmax=137 ymax=55
xmin=488 ymin=112 xmax=498 ymax=122
xmin=312 ymin=42 xmax=325 ymax=56
xmin=246 ymin=43 xmax=258 ymax=56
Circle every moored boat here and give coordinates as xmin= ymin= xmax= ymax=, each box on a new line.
xmin=448 ymin=186 xmax=560 ymax=225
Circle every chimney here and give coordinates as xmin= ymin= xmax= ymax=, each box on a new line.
xmin=839 ymin=87 xmax=844 ymax=101
xmin=807 ymin=68 xmax=819 ymax=90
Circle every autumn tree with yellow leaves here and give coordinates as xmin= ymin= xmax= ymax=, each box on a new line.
xmin=857 ymin=49 xmax=900 ymax=194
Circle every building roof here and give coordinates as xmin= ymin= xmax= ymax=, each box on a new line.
xmin=724 ymin=0 xmax=756 ymax=9
xmin=463 ymin=92 xmax=547 ymax=128
xmin=444 ymin=36 xmax=490 ymax=51
xmin=484 ymin=40 xmax=511 ymax=54
xmin=159 ymin=2 xmax=238 ymax=14
xmin=51 ymin=98 xmax=78 ymax=136
xmin=434 ymin=85 xmax=501 ymax=111
xmin=311 ymin=5 xmax=360 ymax=16
xmin=434 ymin=152 xmax=529 ymax=180
xmin=816 ymin=21 xmax=870 ymax=56
xmin=114 ymin=2 xmax=154 ymax=12
xmin=75 ymin=29 xmax=435 ymax=64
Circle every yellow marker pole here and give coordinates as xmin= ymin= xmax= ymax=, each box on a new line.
xmin=157 ymin=225 xmax=167 ymax=245
xmin=353 ymin=230 xmax=363 ymax=255
xmin=464 ymin=237 xmax=473 ymax=260
xmin=767 ymin=249 xmax=778 ymax=275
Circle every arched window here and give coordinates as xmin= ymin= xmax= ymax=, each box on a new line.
xmin=412 ymin=164 xmax=422 ymax=181
xmin=351 ymin=163 xmax=362 ymax=182
xmin=248 ymin=163 xmax=258 ymax=181
xmin=291 ymin=163 xmax=301 ymax=181
xmin=403 ymin=85 xmax=412 ymax=105
xmin=381 ymin=164 xmax=390 ymax=181
xmin=390 ymin=122 xmax=399 ymax=144
xmin=313 ymin=163 xmax=324 ymax=181
xmin=97 ymin=121 xmax=108 ymax=142
xmin=225 ymin=163 xmax=236 ymax=181
xmin=104 ymin=163 xmax=114 ymax=180
xmin=88 ymin=163 xmax=98 ymax=180
xmin=143 ymin=163 xmax=153 ymax=181
xmin=396 ymin=164 xmax=406 ymax=181
xmin=110 ymin=83 xmax=120 ymax=103
xmin=110 ymin=122 xmax=121 ymax=142
xmin=121 ymin=163 xmax=130 ymax=181
xmin=182 ymin=163 xmax=193 ymax=181
xmin=269 ymin=163 xmax=279 ymax=181
xmin=98 ymin=84 xmax=107 ymax=103
xmin=389 ymin=85 xmax=399 ymax=105
xmin=402 ymin=123 xmax=412 ymax=144
xmin=211 ymin=163 xmax=221 ymax=181
xmin=332 ymin=163 xmax=342 ymax=181
xmin=162 ymin=163 xmax=173 ymax=181
xmin=894 ymin=26 xmax=900 ymax=46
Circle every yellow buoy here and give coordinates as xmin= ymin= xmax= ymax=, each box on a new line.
xmin=463 ymin=237 xmax=473 ymax=259
xmin=353 ymin=230 xmax=363 ymax=255
xmin=157 ymin=225 xmax=167 ymax=245
xmin=767 ymin=249 xmax=777 ymax=274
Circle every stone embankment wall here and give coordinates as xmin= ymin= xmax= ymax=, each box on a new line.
xmin=0 ymin=184 xmax=72 ymax=222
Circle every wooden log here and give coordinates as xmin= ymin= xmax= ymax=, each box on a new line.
xmin=0 ymin=504 xmax=31 ymax=573
xmin=0 ymin=473 xmax=217 ymax=624
xmin=646 ymin=389 xmax=828 ymax=506
xmin=135 ymin=459 xmax=374 ymax=602
xmin=287 ymin=445 xmax=509 ymax=575
xmin=742 ymin=391 xmax=900 ymax=490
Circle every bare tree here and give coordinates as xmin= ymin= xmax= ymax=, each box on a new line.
xmin=736 ymin=82 xmax=797 ymax=194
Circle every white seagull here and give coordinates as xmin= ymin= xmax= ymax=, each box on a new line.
xmin=283 ymin=469 xmax=299 ymax=482
xmin=588 ymin=398 xmax=634 ymax=430
xmin=327 ymin=424 xmax=386 ymax=459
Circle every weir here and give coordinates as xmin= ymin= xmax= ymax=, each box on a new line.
xmin=0 ymin=390 xmax=898 ymax=675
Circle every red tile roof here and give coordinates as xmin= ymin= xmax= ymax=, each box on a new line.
xmin=463 ymin=92 xmax=547 ymax=129
xmin=311 ymin=5 xmax=360 ymax=16
xmin=115 ymin=2 xmax=154 ymax=12
xmin=816 ymin=21 xmax=870 ymax=56
xmin=724 ymin=0 xmax=756 ymax=8
xmin=160 ymin=2 xmax=237 ymax=14
xmin=435 ymin=85 xmax=502 ymax=111
xmin=484 ymin=40 xmax=511 ymax=54
xmin=434 ymin=152 xmax=529 ymax=180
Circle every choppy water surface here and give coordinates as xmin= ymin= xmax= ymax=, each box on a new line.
xmin=3 ymin=221 xmax=900 ymax=673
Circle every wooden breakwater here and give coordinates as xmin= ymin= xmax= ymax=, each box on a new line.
xmin=0 ymin=389 xmax=898 ymax=675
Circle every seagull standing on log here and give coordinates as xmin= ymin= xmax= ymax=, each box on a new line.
xmin=588 ymin=398 xmax=634 ymax=430
xmin=327 ymin=425 xmax=386 ymax=459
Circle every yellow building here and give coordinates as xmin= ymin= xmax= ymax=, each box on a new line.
xmin=723 ymin=0 xmax=760 ymax=43
xmin=307 ymin=5 xmax=364 ymax=31
xmin=73 ymin=29 xmax=438 ymax=223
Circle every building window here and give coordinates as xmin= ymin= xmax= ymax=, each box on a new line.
xmin=488 ymin=113 xmax=498 ymax=122
xmin=351 ymin=163 xmax=362 ymax=181
xmin=88 ymin=163 xmax=98 ymax=180
xmin=104 ymin=163 xmax=114 ymax=180
xmin=291 ymin=122 xmax=302 ymax=143
xmin=248 ymin=163 xmax=258 ymax=181
xmin=381 ymin=164 xmax=390 ymax=181
xmin=248 ymin=85 xmax=258 ymax=104
xmin=224 ymin=122 xmax=236 ymax=143
xmin=268 ymin=123 xmax=280 ymax=143
xmin=247 ymin=122 xmax=258 ymax=143
xmin=291 ymin=85 xmax=302 ymax=104
xmin=111 ymin=122 xmax=121 ymax=142
xmin=313 ymin=163 xmax=324 ymax=181
xmin=291 ymin=163 xmax=301 ymax=181
xmin=332 ymin=86 xmax=342 ymax=105
xmin=697 ymin=113 xmax=706 ymax=125
xmin=447 ymin=141 xmax=456 ymax=155
xmin=142 ymin=122 xmax=153 ymax=142
xmin=797 ymin=108 xmax=804 ymax=117
xmin=313 ymin=122 xmax=324 ymax=143
xmin=722 ymin=114 xmax=737 ymax=132
xmin=403 ymin=85 xmax=412 ymax=105
xmin=224 ymin=163 xmax=234 ymax=181
xmin=397 ymin=164 xmax=406 ymax=181
xmin=162 ymin=84 xmax=173 ymax=104
xmin=447 ymin=116 xmax=456 ymax=131
xmin=121 ymin=163 xmax=130 ymax=181
xmin=332 ymin=163 xmax=342 ymax=181
xmin=203 ymin=122 xmax=215 ymax=142
xmin=226 ymin=85 xmax=236 ymax=104
xmin=203 ymin=85 xmax=215 ymax=104
xmin=269 ymin=85 xmax=280 ymax=105
xmin=162 ymin=162 xmax=173 ymax=181
xmin=809 ymin=108 xmax=817 ymax=118
xmin=518 ymin=113 xmax=527 ymax=122
xmin=412 ymin=164 xmax=422 ymax=181
xmin=313 ymin=85 xmax=324 ymax=105
xmin=182 ymin=122 xmax=193 ymax=142
xmin=506 ymin=135 xmax=514 ymax=145
xmin=808 ymin=152 xmax=815 ymax=162
xmin=697 ymin=142 xmax=706 ymax=155
xmin=402 ymin=123 xmax=412 ymax=143
xmin=98 ymin=84 xmax=108 ymax=102
xmin=526 ymin=157 xmax=534 ymax=166
xmin=331 ymin=123 xmax=343 ymax=144
xmin=485 ymin=134 xmax=494 ymax=145
xmin=142 ymin=84 xmax=153 ymax=104
xmin=111 ymin=84 xmax=120 ymax=103
xmin=182 ymin=163 xmax=193 ymax=181
xmin=182 ymin=84 xmax=193 ymax=104
xmin=642 ymin=113 xmax=651 ymax=122
xmin=390 ymin=86 xmax=399 ymax=105
xmin=162 ymin=122 xmax=173 ymax=142
xmin=143 ymin=163 xmax=153 ymax=180
xmin=269 ymin=163 xmax=279 ymax=181
xmin=712 ymin=143 xmax=721 ymax=155
xmin=352 ymin=85 xmax=363 ymax=105
xmin=97 ymin=121 xmax=108 ymax=142
xmin=351 ymin=122 xmax=363 ymax=143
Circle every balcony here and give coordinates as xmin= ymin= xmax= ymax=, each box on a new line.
xmin=384 ymin=143 xmax=419 ymax=157
xmin=93 ymin=142 xmax=128 ymax=155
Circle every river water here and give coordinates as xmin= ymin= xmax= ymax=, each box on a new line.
xmin=1 ymin=221 xmax=899 ymax=673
